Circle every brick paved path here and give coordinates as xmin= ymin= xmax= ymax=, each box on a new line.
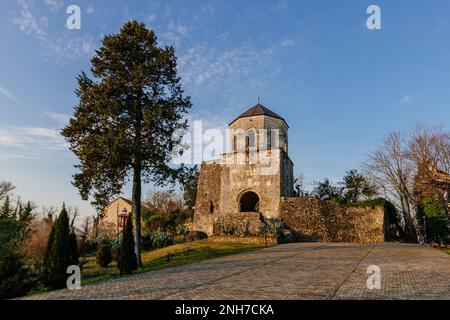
xmin=24 ymin=243 xmax=450 ymax=300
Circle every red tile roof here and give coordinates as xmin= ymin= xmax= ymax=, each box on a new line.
xmin=229 ymin=103 xmax=287 ymax=126
xmin=109 ymin=197 xmax=151 ymax=210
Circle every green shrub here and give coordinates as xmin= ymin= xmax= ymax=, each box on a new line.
xmin=68 ymin=231 xmax=79 ymax=266
xmin=96 ymin=237 xmax=112 ymax=267
xmin=265 ymin=220 xmax=284 ymax=236
xmin=79 ymin=239 xmax=96 ymax=255
xmin=220 ymin=223 xmax=236 ymax=235
xmin=143 ymin=208 xmax=191 ymax=235
xmin=118 ymin=216 xmax=137 ymax=275
xmin=177 ymin=224 xmax=189 ymax=236
xmin=141 ymin=233 xmax=153 ymax=251
xmin=111 ymin=235 xmax=122 ymax=261
xmin=151 ymin=231 xmax=173 ymax=249
xmin=238 ymin=222 xmax=250 ymax=237
xmin=141 ymin=231 xmax=173 ymax=250
xmin=423 ymin=194 xmax=449 ymax=242
xmin=0 ymin=217 xmax=36 ymax=299
xmin=42 ymin=207 xmax=77 ymax=289
xmin=216 ymin=222 xmax=251 ymax=237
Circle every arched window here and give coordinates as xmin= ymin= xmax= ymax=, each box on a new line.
xmin=266 ymin=129 xmax=272 ymax=150
xmin=233 ymin=135 xmax=237 ymax=152
xmin=246 ymin=130 xmax=256 ymax=151
xmin=209 ymin=200 xmax=214 ymax=213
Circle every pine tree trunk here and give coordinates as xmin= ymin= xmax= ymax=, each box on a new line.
xmin=132 ymin=163 xmax=143 ymax=267
xmin=132 ymin=95 xmax=143 ymax=268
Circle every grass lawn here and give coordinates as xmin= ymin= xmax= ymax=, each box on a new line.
xmin=80 ymin=239 xmax=271 ymax=285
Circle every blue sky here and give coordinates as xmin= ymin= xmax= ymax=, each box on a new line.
xmin=0 ymin=0 xmax=449 ymax=217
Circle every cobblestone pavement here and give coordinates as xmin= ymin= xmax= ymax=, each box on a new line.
xmin=24 ymin=243 xmax=450 ymax=300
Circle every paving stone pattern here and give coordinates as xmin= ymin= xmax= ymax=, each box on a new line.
xmin=24 ymin=243 xmax=450 ymax=300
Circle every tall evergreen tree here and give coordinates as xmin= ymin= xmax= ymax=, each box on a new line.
xmin=341 ymin=170 xmax=378 ymax=202
xmin=42 ymin=206 xmax=73 ymax=289
xmin=1 ymin=195 xmax=11 ymax=218
xmin=312 ymin=179 xmax=343 ymax=201
xmin=0 ymin=215 xmax=35 ymax=299
xmin=183 ymin=166 xmax=199 ymax=211
xmin=119 ymin=215 xmax=137 ymax=275
xmin=422 ymin=193 xmax=449 ymax=243
xmin=19 ymin=201 xmax=34 ymax=223
xmin=68 ymin=231 xmax=79 ymax=266
xmin=62 ymin=21 xmax=193 ymax=267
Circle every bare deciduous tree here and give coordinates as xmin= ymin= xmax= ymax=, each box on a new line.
xmin=407 ymin=124 xmax=450 ymax=172
xmin=0 ymin=181 xmax=15 ymax=202
xmin=144 ymin=190 xmax=183 ymax=213
xmin=80 ymin=216 xmax=91 ymax=242
xmin=293 ymin=173 xmax=310 ymax=197
xmin=91 ymin=215 xmax=100 ymax=239
xmin=407 ymin=124 xmax=450 ymax=201
xmin=364 ymin=132 xmax=417 ymax=241
xmin=66 ymin=206 xmax=79 ymax=228
xmin=41 ymin=206 xmax=57 ymax=225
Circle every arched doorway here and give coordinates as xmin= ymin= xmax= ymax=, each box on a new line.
xmin=239 ymin=191 xmax=260 ymax=212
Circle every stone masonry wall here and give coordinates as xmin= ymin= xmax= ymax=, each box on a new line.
xmin=213 ymin=212 xmax=264 ymax=236
xmin=280 ymin=197 xmax=385 ymax=243
xmin=219 ymin=151 xmax=282 ymax=218
xmin=193 ymin=163 xmax=223 ymax=234
xmin=208 ymin=235 xmax=277 ymax=245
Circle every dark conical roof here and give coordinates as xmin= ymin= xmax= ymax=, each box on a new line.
xmin=229 ymin=103 xmax=286 ymax=126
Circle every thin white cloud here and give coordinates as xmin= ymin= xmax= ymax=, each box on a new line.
xmin=44 ymin=112 xmax=70 ymax=126
xmin=44 ymin=0 xmax=64 ymax=12
xmin=0 ymin=131 xmax=18 ymax=146
xmin=146 ymin=13 xmax=157 ymax=23
xmin=400 ymin=95 xmax=414 ymax=105
xmin=13 ymin=0 xmax=96 ymax=64
xmin=200 ymin=3 xmax=215 ymax=16
xmin=271 ymin=0 xmax=288 ymax=12
xmin=87 ymin=4 xmax=95 ymax=15
xmin=162 ymin=22 xmax=190 ymax=47
xmin=24 ymin=127 xmax=61 ymax=139
xmin=175 ymin=40 xmax=286 ymax=125
xmin=0 ymin=125 xmax=69 ymax=161
xmin=281 ymin=38 xmax=295 ymax=47
xmin=14 ymin=0 xmax=48 ymax=40
xmin=41 ymin=34 xmax=97 ymax=64
xmin=178 ymin=42 xmax=276 ymax=86
xmin=0 ymin=85 xmax=20 ymax=103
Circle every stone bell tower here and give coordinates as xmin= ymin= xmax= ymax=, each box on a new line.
xmin=193 ymin=103 xmax=294 ymax=235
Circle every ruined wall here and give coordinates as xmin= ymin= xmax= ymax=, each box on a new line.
xmin=192 ymin=163 xmax=223 ymax=234
xmin=193 ymin=157 xmax=283 ymax=234
xmin=280 ymin=151 xmax=294 ymax=197
xmin=280 ymin=198 xmax=385 ymax=243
